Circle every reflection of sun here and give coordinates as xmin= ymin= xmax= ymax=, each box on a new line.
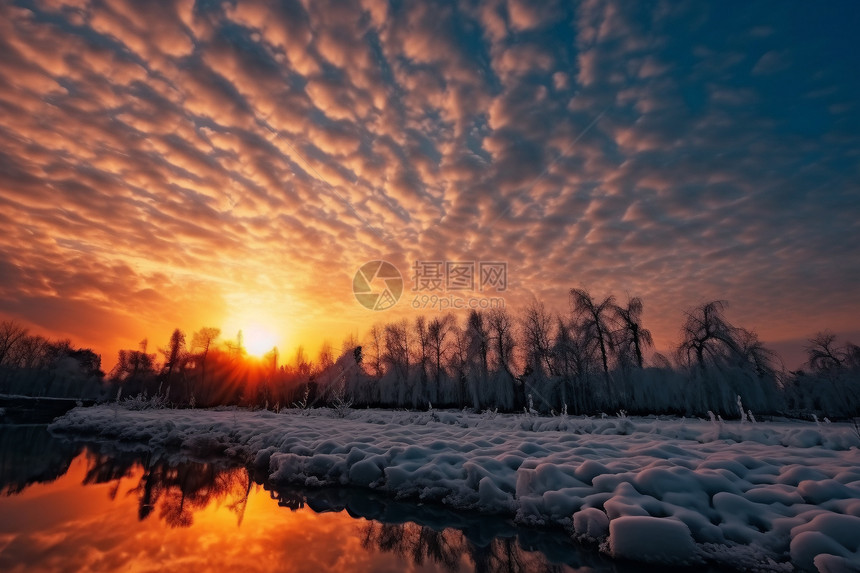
xmin=242 ymin=324 xmax=278 ymax=357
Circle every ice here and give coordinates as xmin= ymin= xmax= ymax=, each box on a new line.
xmin=51 ymin=406 xmax=860 ymax=571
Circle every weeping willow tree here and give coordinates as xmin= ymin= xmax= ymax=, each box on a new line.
xmin=676 ymin=301 xmax=781 ymax=415
xmin=612 ymin=296 xmax=653 ymax=369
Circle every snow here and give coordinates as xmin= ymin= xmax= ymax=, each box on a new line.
xmin=51 ymin=406 xmax=860 ymax=571
xmin=608 ymin=515 xmax=697 ymax=564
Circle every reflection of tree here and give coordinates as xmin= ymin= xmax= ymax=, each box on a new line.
xmin=81 ymin=450 xmax=251 ymax=528
xmin=360 ymin=521 xmax=568 ymax=573
xmin=141 ymin=461 xmax=251 ymax=528
xmin=270 ymin=489 xmax=306 ymax=510
xmin=0 ymin=424 xmax=82 ymax=495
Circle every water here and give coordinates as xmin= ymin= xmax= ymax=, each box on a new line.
xmin=0 ymin=424 xmax=634 ymax=573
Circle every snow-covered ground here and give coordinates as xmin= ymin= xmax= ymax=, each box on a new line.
xmin=51 ymin=406 xmax=860 ymax=572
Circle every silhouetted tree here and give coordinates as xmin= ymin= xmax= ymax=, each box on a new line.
xmin=805 ymin=331 xmax=845 ymax=373
xmin=466 ymin=310 xmax=490 ymax=407
xmin=427 ymin=314 xmax=453 ymax=401
xmin=383 ymin=320 xmax=411 ymax=402
xmin=191 ymin=327 xmax=220 ymax=403
xmin=612 ymin=296 xmax=653 ymax=369
xmin=109 ymin=339 xmax=157 ymax=396
xmin=677 ymin=300 xmax=739 ymax=371
xmin=366 ymin=324 xmax=384 ymax=379
xmin=159 ymin=328 xmax=187 ymax=395
xmin=570 ymin=288 xmax=616 ymax=402
xmin=0 ymin=320 xmax=28 ymax=367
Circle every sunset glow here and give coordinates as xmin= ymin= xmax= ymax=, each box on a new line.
xmin=242 ymin=325 xmax=279 ymax=358
xmin=0 ymin=0 xmax=857 ymax=368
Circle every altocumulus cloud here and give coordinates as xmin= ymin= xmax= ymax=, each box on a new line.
xmin=0 ymin=0 xmax=858 ymax=361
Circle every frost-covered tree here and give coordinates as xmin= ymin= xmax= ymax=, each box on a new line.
xmin=677 ymin=301 xmax=782 ymax=415
xmin=520 ymin=301 xmax=558 ymax=411
xmin=612 ymin=296 xmax=653 ymax=369
xmin=521 ymin=301 xmax=556 ymax=378
xmin=365 ymin=323 xmax=384 ymax=378
xmin=465 ymin=310 xmax=490 ymax=407
xmin=570 ymin=288 xmax=617 ymax=409
xmin=677 ymin=301 xmax=740 ymax=371
xmin=570 ymin=288 xmax=616 ymax=379
xmin=427 ymin=314 xmax=453 ymax=403
xmin=382 ymin=320 xmax=411 ymax=404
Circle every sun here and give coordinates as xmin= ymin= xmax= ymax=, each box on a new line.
xmin=242 ymin=324 xmax=278 ymax=357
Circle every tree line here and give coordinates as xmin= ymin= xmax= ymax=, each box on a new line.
xmin=0 ymin=320 xmax=104 ymax=399
xmin=1 ymin=289 xmax=858 ymax=417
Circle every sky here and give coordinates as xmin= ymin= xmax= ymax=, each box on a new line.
xmin=1 ymin=0 xmax=858 ymax=369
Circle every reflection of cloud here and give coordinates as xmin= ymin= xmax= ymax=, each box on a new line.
xmin=0 ymin=0 xmax=858 ymax=361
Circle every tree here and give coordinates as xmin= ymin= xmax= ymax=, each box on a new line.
xmin=413 ymin=316 xmax=430 ymax=405
xmin=366 ymin=324 xmax=384 ymax=378
xmin=427 ymin=314 xmax=453 ymax=398
xmin=317 ymin=340 xmax=335 ymax=373
xmin=736 ymin=327 xmax=780 ymax=380
xmin=110 ymin=339 xmax=157 ymax=396
xmin=465 ymin=310 xmax=489 ymax=407
xmin=487 ymin=308 xmax=516 ymax=379
xmin=521 ymin=301 xmax=556 ymax=377
xmin=383 ymin=320 xmax=411 ymax=392
xmin=676 ymin=300 xmax=740 ymax=371
xmin=0 ymin=320 xmax=28 ymax=367
xmin=570 ymin=288 xmax=616 ymax=379
xmin=160 ymin=328 xmax=187 ymax=393
xmin=805 ymin=331 xmax=845 ymax=373
xmin=612 ymin=296 xmax=653 ymax=369
xmin=191 ymin=327 xmax=220 ymax=400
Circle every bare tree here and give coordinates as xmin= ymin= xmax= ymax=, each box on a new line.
xmin=612 ymin=296 xmax=653 ymax=369
xmin=570 ymin=288 xmax=616 ymax=378
xmin=0 ymin=320 xmax=29 ymax=367
xmin=383 ymin=320 xmax=411 ymax=388
xmin=487 ymin=308 xmax=516 ymax=379
xmin=447 ymin=324 xmax=471 ymax=407
xmin=466 ymin=310 xmax=489 ymax=381
xmin=427 ymin=314 xmax=453 ymax=393
xmin=737 ymin=327 xmax=780 ymax=379
xmin=7 ymin=334 xmax=49 ymax=370
xmin=317 ymin=340 xmax=335 ymax=373
xmin=110 ymin=339 xmax=157 ymax=395
xmin=521 ymin=301 xmax=556 ymax=377
xmin=677 ymin=300 xmax=740 ymax=371
xmin=191 ymin=327 xmax=220 ymax=396
xmin=805 ymin=331 xmax=845 ymax=373
xmin=413 ymin=316 xmax=431 ymax=405
xmin=366 ymin=324 xmax=384 ymax=378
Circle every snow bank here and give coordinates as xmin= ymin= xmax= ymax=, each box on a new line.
xmin=608 ymin=516 xmax=697 ymax=564
xmin=51 ymin=406 xmax=860 ymax=571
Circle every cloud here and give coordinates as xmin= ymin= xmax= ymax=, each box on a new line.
xmin=0 ymin=0 xmax=857 ymax=365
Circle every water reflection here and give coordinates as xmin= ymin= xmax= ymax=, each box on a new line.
xmin=266 ymin=486 xmax=595 ymax=573
xmin=0 ymin=425 xmax=624 ymax=572
xmin=0 ymin=424 xmax=81 ymax=495
xmin=89 ymin=453 xmax=252 ymax=527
